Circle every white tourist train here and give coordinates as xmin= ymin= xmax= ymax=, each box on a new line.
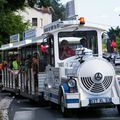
xmin=1 ymin=17 xmax=120 ymax=115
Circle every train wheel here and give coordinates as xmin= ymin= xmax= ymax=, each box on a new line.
xmin=49 ymin=102 xmax=57 ymax=109
xmin=117 ymin=105 xmax=120 ymax=114
xmin=60 ymin=96 xmax=69 ymax=117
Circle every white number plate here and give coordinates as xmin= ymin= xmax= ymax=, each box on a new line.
xmin=89 ymin=98 xmax=112 ymax=104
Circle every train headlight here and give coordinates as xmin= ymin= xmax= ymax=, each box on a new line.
xmin=68 ymin=79 xmax=76 ymax=88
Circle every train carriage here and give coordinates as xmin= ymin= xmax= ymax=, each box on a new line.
xmin=1 ymin=17 xmax=120 ymax=115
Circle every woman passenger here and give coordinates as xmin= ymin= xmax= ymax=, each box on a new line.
xmin=60 ymin=40 xmax=75 ymax=60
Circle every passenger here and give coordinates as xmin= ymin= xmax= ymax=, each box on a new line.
xmin=12 ymin=54 xmax=21 ymax=88
xmin=0 ymin=62 xmax=3 ymax=70
xmin=80 ymin=38 xmax=88 ymax=48
xmin=12 ymin=54 xmax=21 ymax=70
xmin=25 ymin=55 xmax=32 ymax=92
xmin=25 ymin=54 xmax=32 ymax=69
xmin=39 ymin=44 xmax=48 ymax=71
xmin=20 ymin=55 xmax=32 ymax=92
xmin=1 ymin=61 xmax=7 ymax=69
xmin=33 ymin=52 xmax=39 ymax=59
xmin=32 ymin=53 xmax=39 ymax=93
xmin=20 ymin=55 xmax=32 ymax=73
xmin=60 ymin=40 xmax=75 ymax=60
xmin=8 ymin=54 xmax=13 ymax=69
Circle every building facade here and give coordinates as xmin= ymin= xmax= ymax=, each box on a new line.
xmin=17 ymin=7 xmax=52 ymax=37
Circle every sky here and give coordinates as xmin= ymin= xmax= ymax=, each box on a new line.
xmin=60 ymin=0 xmax=120 ymax=30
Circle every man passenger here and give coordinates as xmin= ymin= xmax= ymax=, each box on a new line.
xmin=32 ymin=52 xmax=39 ymax=93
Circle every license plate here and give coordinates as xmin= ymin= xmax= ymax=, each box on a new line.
xmin=89 ymin=98 xmax=112 ymax=104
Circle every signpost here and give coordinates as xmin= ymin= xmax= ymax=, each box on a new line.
xmin=10 ymin=34 xmax=20 ymax=43
xmin=23 ymin=28 xmax=36 ymax=40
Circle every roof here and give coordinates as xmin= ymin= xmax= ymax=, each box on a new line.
xmin=44 ymin=19 xmax=106 ymax=34
xmin=33 ymin=7 xmax=52 ymax=14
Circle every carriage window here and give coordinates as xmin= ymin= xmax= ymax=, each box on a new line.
xmin=58 ymin=30 xmax=98 ymax=60
xmin=38 ymin=34 xmax=55 ymax=72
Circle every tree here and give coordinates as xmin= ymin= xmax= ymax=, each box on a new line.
xmin=0 ymin=12 xmax=29 ymax=45
xmin=116 ymin=37 xmax=120 ymax=53
xmin=107 ymin=26 xmax=120 ymax=53
xmin=0 ymin=0 xmax=25 ymax=12
xmin=50 ymin=0 xmax=65 ymax=21
xmin=27 ymin=0 xmax=37 ymax=7
xmin=0 ymin=0 xmax=29 ymax=45
xmin=0 ymin=0 xmax=66 ymax=45
xmin=107 ymin=26 xmax=120 ymax=40
xmin=36 ymin=0 xmax=50 ymax=8
xmin=28 ymin=0 xmax=65 ymax=21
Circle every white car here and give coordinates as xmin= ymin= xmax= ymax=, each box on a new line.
xmin=103 ymin=52 xmax=111 ymax=61
xmin=114 ymin=55 xmax=120 ymax=65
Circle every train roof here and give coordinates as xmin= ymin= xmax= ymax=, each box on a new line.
xmin=43 ymin=19 xmax=106 ymax=34
xmin=0 ymin=18 xmax=106 ymax=51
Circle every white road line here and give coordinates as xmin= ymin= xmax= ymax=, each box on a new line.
xmin=13 ymin=111 xmax=34 ymax=120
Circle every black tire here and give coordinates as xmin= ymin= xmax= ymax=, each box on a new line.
xmin=49 ymin=102 xmax=57 ymax=109
xmin=117 ymin=105 xmax=120 ymax=114
xmin=60 ymin=96 xmax=69 ymax=117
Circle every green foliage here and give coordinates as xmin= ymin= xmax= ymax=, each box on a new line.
xmin=0 ymin=0 xmax=65 ymax=46
xmin=116 ymin=37 xmax=120 ymax=53
xmin=27 ymin=0 xmax=37 ymax=7
xmin=0 ymin=12 xmax=29 ymax=45
xmin=28 ymin=0 xmax=65 ymax=21
xmin=37 ymin=0 xmax=50 ymax=7
xmin=107 ymin=26 xmax=120 ymax=40
xmin=107 ymin=26 xmax=120 ymax=53
xmin=0 ymin=0 xmax=29 ymax=45
xmin=0 ymin=0 xmax=25 ymax=12
xmin=50 ymin=0 xmax=65 ymax=21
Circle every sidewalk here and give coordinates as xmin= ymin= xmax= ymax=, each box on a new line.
xmin=0 ymin=92 xmax=14 ymax=120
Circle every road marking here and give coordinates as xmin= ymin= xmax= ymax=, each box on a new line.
xmin=13 ymin=111 xmax=34 ymax=120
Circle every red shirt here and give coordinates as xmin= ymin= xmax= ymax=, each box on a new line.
xmin=65 ymin=47 xmax=75 ymax=56
xmin=111 ymin=41 xmax=116 ymax=48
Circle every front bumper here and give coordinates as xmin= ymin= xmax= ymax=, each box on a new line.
xmin=81 ymin=97 xmax=120 ymax=107
xmin=64 ymin=93 xmax=120 ymax=108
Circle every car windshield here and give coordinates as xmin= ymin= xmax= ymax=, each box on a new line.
xmin=58 ymin=30 xmax=98 ymax=60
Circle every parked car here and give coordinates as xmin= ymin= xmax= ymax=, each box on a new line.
xmin=114 ymin=55 xmax=120 ymax=66
xmin=103 ymin=52 xmax=111 ymax=61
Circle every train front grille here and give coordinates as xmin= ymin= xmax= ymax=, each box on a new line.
xmin=80 ymin=76 xmax=113 ymax=93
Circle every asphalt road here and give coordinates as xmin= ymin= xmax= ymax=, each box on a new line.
xmin=4 ymin=94 xmax=119 ymax=120
xmin=0 ymin=65 xmax=120 ymax=120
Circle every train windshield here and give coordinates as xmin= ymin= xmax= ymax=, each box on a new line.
xmin=58 ymin=30 xmax=98 ymax=60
